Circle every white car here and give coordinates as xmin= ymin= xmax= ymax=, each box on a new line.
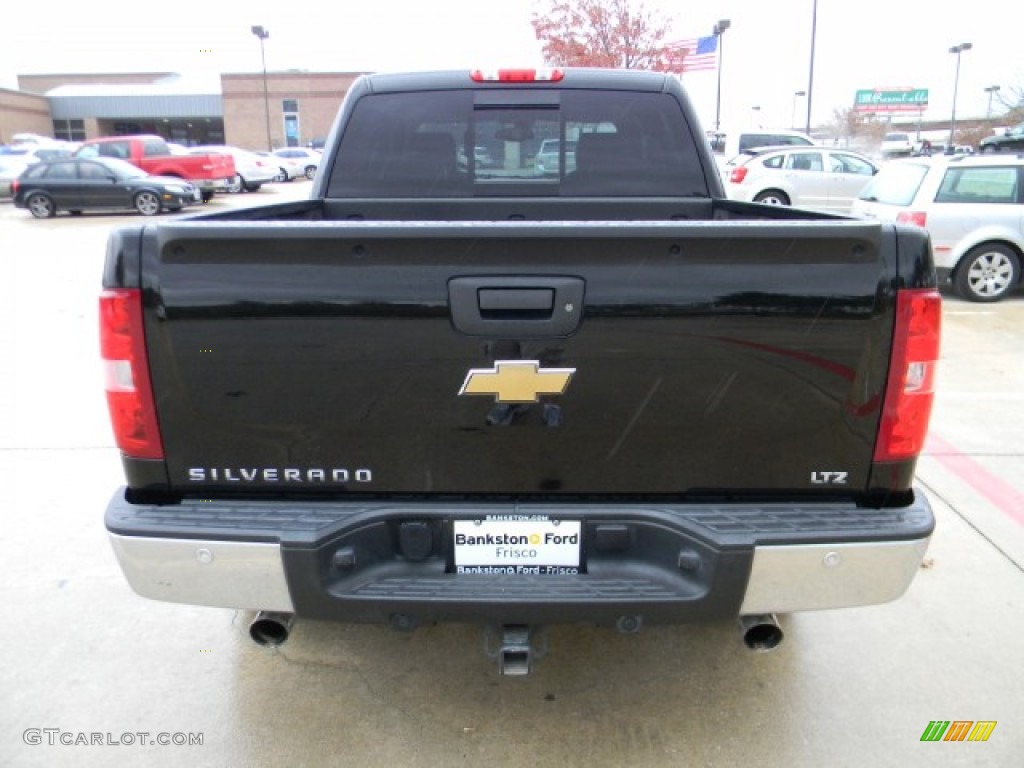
xmin=715 ymin=129 xmax=815 ymax=159
xmin=0 ymin=157 xmax=32 ymax=197
xmin=271 ymin=148 xmax=320 ymax=180
xmin=189 ymin=146 xmax=277 ymax=193
xmin=881 ymin=132 xmax=915 ymax=158
xmin=254 ymin=152 xmax=303 ymax=182
xmin=721 ymin=146 xmax=878 ymax=213
xmin=0 ymin=145 xmax=74 ymax=164
xmin=534 ymin=139 xmax=577 ymax=176
xmin=852 ymin=154 xmax=1024 ymax=302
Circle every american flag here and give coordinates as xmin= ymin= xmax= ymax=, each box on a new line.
xmin=668 ymin=35 xmax=719 ymax=72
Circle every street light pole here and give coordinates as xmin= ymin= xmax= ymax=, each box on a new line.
xmin=251 ymin=25 xmax=272 ymax=151
xmin=948 ymin=42 xmax=972 ymax=151
xmin=713 ymin=19 xmax=731 ymax=133
xmin=984 ymin=85 xmax=1001 ymax=120
xmin=792 ymin=91 xmax=806 ymax=130
xmin=805 ymin=0 xmax=818 ymax=135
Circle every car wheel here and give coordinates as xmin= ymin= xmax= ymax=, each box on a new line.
xmin=27 ymin=193 xmax=56 ymax=218
xmin=70 ymin=210 xmax=83 ymax=216
xmin=753 ymin=190 xmax=790 ymax=206
xmin=273 ymin=168 xmax=287 ymax=182
xmin=134 ymin=191 xmax=162 ymax=216
xmin=304 ymin=165 xmax=317 ymax=180
xmin=227 ymin=175 xmax=243 ymax=194
xmin=201 ymin=190 xmax=215 ymax=203
xmin=954 ymin=244 xmax=1020 ymax=302
xmin=243 ymin=181 xmax=262 ymax=192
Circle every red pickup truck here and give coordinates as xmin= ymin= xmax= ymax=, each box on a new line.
xmin=74 ymin=135 xmax=235 ymax=202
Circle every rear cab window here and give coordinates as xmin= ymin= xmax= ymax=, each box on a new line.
xmin=142 ymin=139 xmax=170 ymax=157
xmin=78 ymin=141 xmax=131 ymax=160
xmin=328 ymin=89 xmax=706 ymax=198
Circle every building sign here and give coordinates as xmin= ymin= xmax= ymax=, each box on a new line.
xmin=854 ymin=88 xmax=929 ymax=113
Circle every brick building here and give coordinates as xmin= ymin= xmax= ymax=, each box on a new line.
xmin=0 ymin=87 xmax=53 ymax=145
xmin=1 ymin=71 xmax=365 ymax=150
xmin=222 ymin=72 xmax=361 ymax=151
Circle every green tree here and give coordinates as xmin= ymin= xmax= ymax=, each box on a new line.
xmin=531 ymin=0 xmax=685 ymax=71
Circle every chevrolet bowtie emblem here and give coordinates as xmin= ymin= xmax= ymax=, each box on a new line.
xmin=459 ymin=360 xmax=575 ymax=403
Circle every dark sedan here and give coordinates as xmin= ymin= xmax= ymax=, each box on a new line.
xmin=978 ymin=122 xmax=1024 ymax=153
xmin=12 ymin=157 xmax=201 ymax=218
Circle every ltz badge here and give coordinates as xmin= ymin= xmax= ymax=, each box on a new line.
xmin=459 ymin=360 xmax=575 ymax=404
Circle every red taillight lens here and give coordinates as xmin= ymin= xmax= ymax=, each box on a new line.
xmin=874 ymin=289 xmax=941 ymax=462
xmin=896 ymin=211 xmax=927 ymax=227
xmin=729 ymin=166 xmax=749 ymax=184
xmin=11 ymin=179 xmax=19 ymax=196
xmin=100 ymin=289 xmax=164 ymax=459
xmin=470 ymin=68 xmax=564 ymax=82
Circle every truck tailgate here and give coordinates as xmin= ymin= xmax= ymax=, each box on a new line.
xmin=138 ymin=219 xmax=896 ymax=498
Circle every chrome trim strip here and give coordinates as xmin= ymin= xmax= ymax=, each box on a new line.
xmin=108 ymin=534 xmax=293 ymax=612
xmin=740 ymin=537 xmax=931 ymax=614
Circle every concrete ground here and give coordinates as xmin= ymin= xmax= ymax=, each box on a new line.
xmin=1 ymin=184 xmax=1021 ymax=767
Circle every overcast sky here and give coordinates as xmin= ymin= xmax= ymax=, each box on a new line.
xmin=2 ymin=1 xmax=1021 ymax=133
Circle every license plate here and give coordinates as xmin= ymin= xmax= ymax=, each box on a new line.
xmin=453 ymin=518 xmax=581 ymax=574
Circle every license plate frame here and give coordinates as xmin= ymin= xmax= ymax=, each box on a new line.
xmin=452 ymin=517 xmax=583 ymax=575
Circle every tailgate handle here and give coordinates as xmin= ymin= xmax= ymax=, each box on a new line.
xmin=478 ymin=288 xmax=554 ymax=315
xmin=449 ymin=277 xmax=584 ymax=337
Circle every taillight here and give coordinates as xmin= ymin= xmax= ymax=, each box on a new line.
xmin=874 ymin=289 xmax=941 ymax=462
xmin=470 ymin=68 xmax=564 ymax=82
xmin=99 ymin=289 xmax=164 ymax=459
xmin=896 ymin=211 xmax=927 ymax=227
xmin=11 ymin=179 xmax=18 ymax=196
xmin=729 ymin=166 xmax=749 ymax=184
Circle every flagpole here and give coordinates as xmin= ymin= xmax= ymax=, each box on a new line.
xmin=713 ymin=19 xmax=731 ymax=133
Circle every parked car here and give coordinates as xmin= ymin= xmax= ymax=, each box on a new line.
xmin=254 ymin=151 xmax=303 ymax=182
xmin=0 ymin=157 xmax=32 ymax=198
xmin=714 ymin=129 xmax=815 ymax=159
xmin=0 ymin=144 xmax=74 ymax=164
xmin=534 ymin=139 xmax=577 ymax=176
xmin=74 ymin=135 xmax=235 ymax=202
xmin=189 ymin=145 xmax=277 ymax=193
xmin=457 ymin=145 xmax=495 ymax=169
xmin=12 ymin=157 xmax=201 ymax=218
xmin=978 ymin=122 xmax=1024 ymax=153
xmin=721 ymin=145 xmax=878 ymax=212
xmin=881 ymin=132 xmax=915 ymax=158
xmin=853 ymin=154 xmax=1024 ymax=302
xmin=271 ymin=148 xmax=320 ymax=180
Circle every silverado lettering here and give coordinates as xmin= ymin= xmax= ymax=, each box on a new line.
xmin=101 ymin=68 xmax=939 ymax=674
xmin=187 ymin=468 xmax=373 ymax=483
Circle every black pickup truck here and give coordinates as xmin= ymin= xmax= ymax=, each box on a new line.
xmin=101 ymin=68 xmax=940 ymax=674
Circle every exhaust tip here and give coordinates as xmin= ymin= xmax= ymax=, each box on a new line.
xmin=738 ymin=614 xmax=784 ymax=652
xmin=249 ymin=611 xmax=294 ymax=647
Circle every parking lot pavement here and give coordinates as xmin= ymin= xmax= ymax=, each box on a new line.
xmin=1 ymin=197 xmax=1022 ymax=766
xmin=918 ymin=296 xmax=1024 ymax=570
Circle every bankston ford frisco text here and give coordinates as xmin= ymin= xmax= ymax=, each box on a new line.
xmin=453 ymin=518 xmax=582 ymax=573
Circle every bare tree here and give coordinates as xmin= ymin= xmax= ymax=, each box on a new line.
xmin=823 ymin=107 xmax=884 ymax=144
xmin=531 ymin=0 xmax=685 ymax=72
